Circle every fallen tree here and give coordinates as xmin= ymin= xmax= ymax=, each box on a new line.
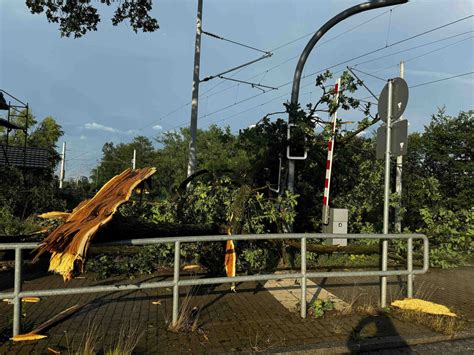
xmin=33 ymin=168 xmax=156 ymax=281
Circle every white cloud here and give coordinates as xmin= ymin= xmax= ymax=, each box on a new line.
xmin=79 ymin=135 xmax=87 ymax=140
xmin=152 ymin=124 xmax=163 ymax=130
xmin=126 ymin=129 xmax=139 ymax=135
xmin=84 ymin=122 xmax=118 ymax=133
xmin=356 ymin=131 xmax=366 ymax=137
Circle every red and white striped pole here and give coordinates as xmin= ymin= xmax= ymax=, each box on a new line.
xmin=322 ymin=78 xmax=341 ymax=225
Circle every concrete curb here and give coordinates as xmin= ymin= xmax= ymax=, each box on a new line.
xmin=271 ymin=330 xmax=474 ymax=354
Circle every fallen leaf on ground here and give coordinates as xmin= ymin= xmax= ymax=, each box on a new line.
xmin=391 ymin=298 xmax=457 ymax=317
xmin=183 ymin=264 xmax=200 ymax=271
xmin=151 ymin=300 xmax=162 ymax=305
xmin=47 ymin=347 xmax=61 ymax=354
xmin=10 ymin=333 xmax=47 ymax=341
xmin=23 ymin=297 xmax=41 ymax=303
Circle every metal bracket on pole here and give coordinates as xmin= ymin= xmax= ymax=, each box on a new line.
xmin=286 ymin=123 xmax=308 ymax=160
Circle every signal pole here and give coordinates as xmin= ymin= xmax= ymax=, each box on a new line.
xmin=132 ymin=149 xmax=136 ymax=169
xmin=59 ymin=142 xmax=66 ymax=189
xmin=395 ymin=61 xmax=404 ymax=233
xmin=187 ymin=0 xmax=203 ymax=178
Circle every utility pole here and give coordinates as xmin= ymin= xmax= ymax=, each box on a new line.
xmin=381 ymin=79 xmax=393 ymax=308
xmin=132 ymin=149 xmax=136 ymax=170
xmin=187 ymin=0 xmax=203 ymax=178
xmin=395 ymin=61 xmax=404 ymax=233
xmin=59 ymin=142 xmax=66 ymax=189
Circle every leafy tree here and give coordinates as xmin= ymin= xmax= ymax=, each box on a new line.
xmin=91 ymin=135 xmax=156 ymax=188
xmin=238 ymin=70 xmax=372 ymax=231
xmin=0 ymin=110 xmax=65 ymax=224
xmin=403 ymin=108 xmax=473 ymax=228
xmin=61 ymin=176 xmax=95 ymax=209
xmin=154 ymin=125 xmax=251 ymax=196
xmin=25 ymin=0 xmax=159 ymax=38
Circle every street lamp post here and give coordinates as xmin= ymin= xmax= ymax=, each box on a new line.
xmin=287 ymin=0 xmax=408 ymax=193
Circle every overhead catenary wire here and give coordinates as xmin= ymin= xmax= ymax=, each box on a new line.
xmin=349 ymin=67 xmax=387 ymax=82
xmin=351 ymin=33 xmax=473 ymax=90
xmin=202 ymin=30 xmax=270 ymax=54
xmin=199 ymin=28 xmax=474 ymax=101
xmin=196 ymin=43 xmax=473 ymax=129
xmin=352 ymin=30 xmax=474 ymax=69
xmin=197 ymin=6 xmax=404 ymax=99
xmin=137 ymin=6 xmax=401 ymax=131
xmin=201 ymin=53 xmax=273 ymax=82
xmin=194 ymin=15 xmax=474 ymax=125
xmin=269 ymin=5 xmax=400 ymax=52
xmin=409 ymin=71 xmax=473 ymax=88
xmin=218 ymin=76 xmax=278 ymax=91
xmin=141 ymin=14 xmax=473 ymax=133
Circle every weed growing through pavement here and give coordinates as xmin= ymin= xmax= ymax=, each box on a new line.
xmin=68 ymin=320 xmax=100 ymax=355
xmin=106 ymin=321 xmax=144 ymax=355
xmin=413 ymin=280 xmax=438 ymax=301
xmin=66 ymin=320 xmax=143 ymax=354
xmin=248 ymin=331 xmax=278 ymax=352
xmin=392 ymin=308 xmax=465 ymax=335
xmin=167 ymin=286 xmax=201 ymax=333
xmin=308 ymin=299 xmax=335 ymax=318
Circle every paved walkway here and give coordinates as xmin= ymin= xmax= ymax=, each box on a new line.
xmin=0 ymin=263 xmax=473 ymax=354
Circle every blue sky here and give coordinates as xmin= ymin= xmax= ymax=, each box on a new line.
xmin=1 ymin=0 xmax=473 ymax=179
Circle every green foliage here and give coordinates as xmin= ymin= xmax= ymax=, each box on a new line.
xmin=86 ymin=244 xmax=176 ymax=279
xmin=309 ymin=299 xmax=335 ymax=318
xmin=91 ymin=136 xmax=156 ymax=189
xmin=0 ymin=110 xmax=65 ymax=223
xmin=176 ymin=177 xmax=298 ymax=274
xmin=0 ymin=206 xmax=38 ymax=236
xmin=418 ymin=206 xmax=473 ymax=268
xmin=238 ymin=241 xmax=281 ymax=273
xmin=89 ymin=176 xmax=298 ymax=276
xmin=25 ymin=0 xmax=159 ymax=38
xmin=85 ymin=70 xmax=471 ymax=271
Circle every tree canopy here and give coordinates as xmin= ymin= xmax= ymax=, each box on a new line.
xmin=25 ymin=0 xmax=159 ymax=38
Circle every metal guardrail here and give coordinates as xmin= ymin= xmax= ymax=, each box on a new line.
xmin=0 ymin=233 xmax=428 ymax=336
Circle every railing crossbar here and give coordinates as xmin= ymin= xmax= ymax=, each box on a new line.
xmin=0 ymin=233 xmax=428 ymax=336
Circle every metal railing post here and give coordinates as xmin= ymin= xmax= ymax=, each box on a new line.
xmin=172 ymin=241 xmax=181 ymax=326
xmin=0 ymin=233 xmax=429 ymax=331
xmin=13 ymin=247 xmax=22 ymax=336
xmin=300 ymin=236 xmax=307 ymax=318
xmin=407 ymin=237 xmax=413 ymax=298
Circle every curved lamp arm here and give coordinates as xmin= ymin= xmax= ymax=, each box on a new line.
xmin=291 ymin=0 xmax=408 ymax=105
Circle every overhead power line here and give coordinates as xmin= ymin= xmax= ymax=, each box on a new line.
xmin=206 ymin=15 xmax=474 ymax=121
xmin=217 ymin=76 xmax=278 ymax=91
xmin=202 ymin=30 xmax=270 ymax=54
xmin=200 ymin=39 xmax=474 ymax=129
xmin=389 ymin=14 xmax=473 ymax=48
xmin=143 ymin=14 xmax=473 ymax=132
xmin=138 ymin=6 xmax=399 ymax=131
xmin=352 ymin=30 xmax=474 ymax=69
xmin=409 ymin=71 xmax=473 ymax=88
xmin=269 ymin=5 xmax=399 ymax=52
xmin=195 ymin=15 xmax=474 ymax=125
xmin=201 ymin=53 xmax=273 ymax=82
xmin=200 ymin=6 xmax=401 ymax=99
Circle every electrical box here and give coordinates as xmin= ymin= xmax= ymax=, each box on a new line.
xmin=322 ymin=208 xmax=348 ymax=246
